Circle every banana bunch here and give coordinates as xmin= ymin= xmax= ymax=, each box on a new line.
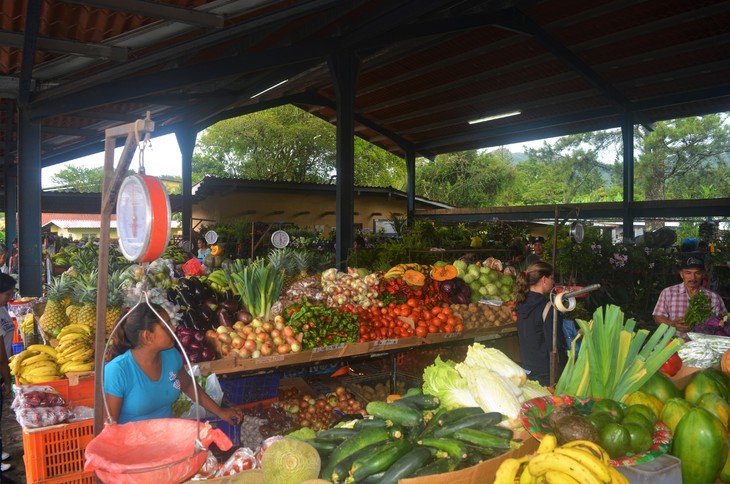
xmin=206 ymin=269 xmax=230 ymax=293
xmin=383 ymin=263 xmax=429 ymax=279
xmin=495 ymin=434 xmax=628 ymax=484
xmin=55 ymin=324 xmax=95 ymax=374
xmin=10 ymin=345 xmax=61 ymax=384
xmin=21 ymin=313 xmax=35 ymax=335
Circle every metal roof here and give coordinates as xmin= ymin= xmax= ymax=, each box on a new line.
xmin=1 ymin=0 xmax=729 ymax=178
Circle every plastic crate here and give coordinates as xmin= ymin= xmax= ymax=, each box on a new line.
xmin=42 ymin=373 xmax=95 ymax=408
xmin=12 ymin=342 xmax=24 ymax=355
xmin=23 ymin=419 xmax=95 ymax=483
xmin=219 ymin=373 xmax=280 ymax=406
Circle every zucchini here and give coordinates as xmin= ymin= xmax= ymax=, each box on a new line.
xmin=350 ymin=439 xmax=413 ymax=481
xmin=452 ymin=428 xmax=517 ymax=451
xmin=437 ymin=407 xmax=485 ymax=425
xmin=392 ymin=394 xmax=440 ymax=410
xmin=409 ymin=457 xmax=457 ymax=477
xmin=316 ymin=427 xmax=359 ymax=440
xmin=308 ymin=438 xmax=339 ymax=455
xmin=366 ymin=401 xmax=423 ymax=427
xmin=404 ymin=387 xmax=423 ymax=397
xmin=474 ymin=423 xmax=514 ymax=440
xmin=330 ymin=441 xmax=390 ymax=484
xmin=418 ymin=437 xmax=469 ymax=459
xmin=361 ymin=471 xmax=386 ymax=484
xmin=419 ymin=407 xmax=448 ymax=439
xmin=433 ymin=412 xmax=503 ymax=438
xmin=388 ymin=424 xmax=405 ymax=440
xmin=354 ymin=418 xmax=389 ymax=430
xmin=321 ymin=427 xmax=390 ymax=480
xmin=380 ymin=446 xmax=434 ymax=484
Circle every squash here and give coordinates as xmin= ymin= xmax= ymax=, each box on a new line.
xmin=722 ymin=349 xmax=730 ymax=374
xmin=210 ymin=245 xmax=221 ymax=256
xmin=403 ymin=269 xmax=426 ymax=287
xmin=430 ymin=264 xmax=458 ymax=281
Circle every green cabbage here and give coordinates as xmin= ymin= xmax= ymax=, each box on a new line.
xmin=422 ymin=356 xmax=478 ymax=410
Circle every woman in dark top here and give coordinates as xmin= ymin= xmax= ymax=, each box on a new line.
xmin=514 ymin=261 xmax=567 ymax=386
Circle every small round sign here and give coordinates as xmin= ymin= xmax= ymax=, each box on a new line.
xmin=205 ymin=230 xmax=218 ymax=245
xmin=116 ymin=174 xmax=171 ymax=262
xmin=271 ymin=230 xmax=290 ymax=249
xmin=570 ymin=221 xmax=585 ymax=244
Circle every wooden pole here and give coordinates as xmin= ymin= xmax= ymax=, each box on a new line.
xmin=550 ymin=206 xmax=559 ymax=386
xmin=93 ymin=114 xmax=154 ymax=436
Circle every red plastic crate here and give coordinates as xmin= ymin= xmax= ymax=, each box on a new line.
xmin=23 ymin=419 xmax=95 ymax=483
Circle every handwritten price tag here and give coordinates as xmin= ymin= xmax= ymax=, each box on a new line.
xmin=313 ymin=343 xmax=345 ymax=354
xmin=443 ymin=332 xmax=462 ymax=339
xmin=255 ymin=355 xmax=285 ymax=365
xmin=372 ymin=339 xmax=399 ymax=347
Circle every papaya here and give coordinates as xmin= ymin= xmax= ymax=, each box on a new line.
xmin=703 ymin=368 xmax=730 ymax=399
xmin=660 ymin=397 xmax=694 ymax=435
xmin=685 ymin=370 xmax=728 ymax=404
xmin=672 ymin=407 xmax=728 ymax=484
xmin=698 ymin=393 xmax=730 ymax=429
xmin=640 ymin=371 xmax=680 ymax=404
xmin=622 ymin=390 xmax=663 ymax=418
xmin=721 ymin=437 xmax=730 ymax=483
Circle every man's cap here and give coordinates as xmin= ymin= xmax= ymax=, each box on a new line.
xmin=681 ymin=252 xmax=705 ymax=269
xmin=531 ymin=236 xmax=546 ymax=244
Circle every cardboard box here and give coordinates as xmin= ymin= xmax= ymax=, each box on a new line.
xmin=401 ymin=430 xmax=539 ymax=484
xmin=670 ymin=365 xmax=703 ymax=390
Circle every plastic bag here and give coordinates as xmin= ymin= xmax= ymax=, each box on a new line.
xmin=255 ymin=436 xmax=283 ymax=467
xmin=187 ymin=451 xmax=219 ymax=480
xmin=182 ymin=258 xmax=205 ymax=277
xmin=84 ymin=419 xmax=232 ymax=484
xmin=179 ymin=368 xmax=223 ymax=420
xmin=216 ymin=447 xmax=257 ymax=477
xmin=70 ymin=405 xmax=95 ymax=422
xmin=16 ymin=405 xmax=72 ymax=428
xmin=12 ymin=385 xmax=67 ymax=409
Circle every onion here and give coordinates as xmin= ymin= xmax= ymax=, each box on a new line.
xmin=194 ymin=331 xmax=206 ymax=343
xmin=262 ymin=321 xmax=274 ymax=332
xmin=251 ymin=350 xmax=261 ymax=358
xmin=231 ymin=336 xmax=244 ymax=349
xmin=283 ymin=326 xmax=294 ymax=338
xmin=243 ymin=339 xmax=257 ymax=353
xmin=260 ymin=343 xmax=273 ymax=356
xmin=180 ymin=334 xmax=192 ymax=347
xmin=277 ymin=343 xmax=291 ymax=354
xmin=201 ymin=349 xmax=215 ymax=361
xmin=238 ymin=348 xmax=252 ymax=359
xmin=290 ymin=342 xmax=301 ymax=353
xmin=220 ymin=344 xmax=231 ymax=356
xmin=217 ymin=333 xmax=232 ymax=345
xmin=188 ymin=341 xmax=202 ymax=352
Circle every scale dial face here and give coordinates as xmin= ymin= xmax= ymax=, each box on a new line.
xmin=570 ymin=222 xmax=585 ymax=244
xmin=271 ymin=230 xmax=290 ymax=249
xmin=116 ymin=174 xmax=171 ymax=262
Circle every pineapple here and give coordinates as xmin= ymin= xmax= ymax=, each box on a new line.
xmin=292 ymin=250 xmax=313 ymax=280
xmin=105 ymin=270 xmax=125 ymax=338
xmin=268 ymin=248 xmax=296 ymax=289
xmin=39 ymin=274 xmax=72 ymax=338
xmin=75 ymin=270 xmax=98 ymax=330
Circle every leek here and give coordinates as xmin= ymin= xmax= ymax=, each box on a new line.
xmin=223 ymin=258 xmax=284 ymax=320
xmin=555 ymin=304 xmax=682 ymax=401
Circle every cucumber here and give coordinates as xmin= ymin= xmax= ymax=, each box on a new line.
xmin=404 ymin=387 xmax=423 ymax=397
xmin=437 ymin=407 xmax=485 ymax=425
xmin=316 ymin=427 xmax=359 ymax=440
xmin=392 ymin=394 xmax=440 ymax=410
xmin=417 ymin=437 xmax=469 ymax=459
xmin=308 ymin=438 xmax=339 ymax=455
xmin=354 ymin=418 xmax=389 ymax=430
xmin=380 ymin=446 xmax=434 ymax=484
xmin=433 ymin=412 xmax=503 ymax=437
xmin=453 ymin=428 xmax=516 ymax=450
xmin=321 ymin=427 xmax=390 ymax=480
xmin=388 ymin=424 xmax=405 ymax=440
xmin=474 ymin=423 xmax=514 ymax=440
xmin=361 ymin=471 xmax=386 ymax=484
xmin=419 ymin=407 xmax=448 ymax=439
xmin=409 ymin=457 xmax=456 ymax=477
xmin=350 ymin=439 xmax=413 ymax=481
xmin=366 ymin=401 xmax=423 ymax=427
xmin=329 ymin=441 xmax=390 ymax=484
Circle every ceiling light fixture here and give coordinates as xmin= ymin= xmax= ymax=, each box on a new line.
xmin=468 ymin=110 xmax=521 ymax=125
xmin=250 ymin=79 xmax=288 ymax=98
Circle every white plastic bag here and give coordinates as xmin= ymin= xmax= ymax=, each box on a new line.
xmin=179 ymin=367 xmax=224 ymax=420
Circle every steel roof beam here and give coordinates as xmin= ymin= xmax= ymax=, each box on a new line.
xmin=62 ymin=0 xmax=225 ymax=29
xmin=0 ymin=30 xmax=128 ymax=61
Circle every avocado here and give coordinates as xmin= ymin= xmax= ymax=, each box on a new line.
xmin=547 ymin=404 xmax=581 ymax=430
xmin=553 ymin=415 xmax=600 ymax=445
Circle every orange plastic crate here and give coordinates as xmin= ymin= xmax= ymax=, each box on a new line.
xmin=42 ymin=373 xmax=95 ymax=407
xmin=23 ymin=419 xmax=95 ymax=483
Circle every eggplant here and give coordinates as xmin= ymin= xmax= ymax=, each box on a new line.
xmin=199 ymin=305 xmax=214 ymax=324
xmin=179 ymin=278 xmax=195 ymax=292
xmin=219 ymin=299 xmax=239 ymax=314
xmin=176 ymin=287 xmax=194 ymax=307
xmin=202 ymin=297 xmax=218 ymax=312
xmin=167 ymin=287 xmax=178 ymax=303
xmin=216 ymin=308 xmax=233 ymax=327
xmin=181 ymin=311 xmax=203 ymax=331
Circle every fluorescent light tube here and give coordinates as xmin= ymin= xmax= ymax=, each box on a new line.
xmin=468 ymin=110 xmax=521 ymax=124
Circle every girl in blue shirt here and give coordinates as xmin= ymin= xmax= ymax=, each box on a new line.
xmin=104 ymin=303 xmax=241 ymax=425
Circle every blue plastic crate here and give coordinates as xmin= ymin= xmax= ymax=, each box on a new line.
xmin=219 ymin=373 xmax=281 ymax=406
xmin=12 ymin=343 xmax=24 ymax=355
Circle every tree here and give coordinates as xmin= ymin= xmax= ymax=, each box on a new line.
xmin=193 ymin=105 xmax=407 ymax=189
xmin=50 ymin=166 xmax=105 ymax=192
xmin=416 ymin=149 xmax=515 ymax=207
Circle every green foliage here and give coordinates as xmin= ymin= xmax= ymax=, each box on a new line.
xmin=50 ymin=166 xmax=134 ymax=192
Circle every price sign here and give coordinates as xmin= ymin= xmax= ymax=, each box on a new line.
xmin=372 ymin=339 xmax=399 ymax=347
xmin=256 ymin=355 xmax=285 ymax=365
xmin=443 ymin=332 xmax=462 ymax=339
xmin=313 ymin=343 xmax=345 ymax=354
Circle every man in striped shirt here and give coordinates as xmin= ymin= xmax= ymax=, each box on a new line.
xmin=653 ymin=253 xmax=727 ymax=332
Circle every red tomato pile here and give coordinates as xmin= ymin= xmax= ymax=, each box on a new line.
xmin=344 ymin=300 xmax=464 ymax=342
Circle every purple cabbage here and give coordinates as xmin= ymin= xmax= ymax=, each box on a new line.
xmin=693 ymin=316 xmax=727 ymax=336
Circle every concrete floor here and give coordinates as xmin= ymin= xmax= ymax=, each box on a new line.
xmin=1 ymin=394 xmax=25 ymax=483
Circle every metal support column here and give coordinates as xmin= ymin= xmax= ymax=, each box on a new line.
xmin=328 ymin=52 xmax=360 ymax=271
xmin=175 ymin=127 xmax=196 ymax=244
xmin=3 ymin=101 xmax=17 ymax=246
xmin=621 ymin=112 xmax=635 ymax=242
xmin=405 ymin=149 xmax=416 ymax=225
xmin=16 ymin=107 xmax=42 ymax=296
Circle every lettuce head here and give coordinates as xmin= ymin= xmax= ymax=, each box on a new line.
xmin=422 ymin=356 xmax=478 ymax=410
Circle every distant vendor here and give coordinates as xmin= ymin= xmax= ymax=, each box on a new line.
xmin=197 ymin=238 xmax=210 ymax=264
xmin=526 ymin=236 xmax=546 ymax=265
xmin=653 ymin=252 xmax=727 ymax=332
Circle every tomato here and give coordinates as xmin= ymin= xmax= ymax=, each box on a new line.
xmin=407 ymin=298 xmax=418 ymax=307
xmin=454 ymin=324 xmax=464 ymax=332
xmin=430 ymin=306 xmax=441 ymax=315
xmin=443 ymin=324 xmax=454 ymax=333
xmin=422 ymin=311 xmax=433 ymax=321
xmin=428 ymin=324 xmax=438 ymax=333
xmin=388 ymin=302 xmax=396 ymax=309
xmin=436 ymin=312 xmax=448 ymax=323
xmin=659 ymin=353 xmax=682 ymax=377
xmin=441 ymin=306 xmax=452 ymax=316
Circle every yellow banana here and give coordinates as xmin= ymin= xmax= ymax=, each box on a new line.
xmin=21 ymin=354 xmax=56 ymax=367
xmin=528 ymin=452 xmax=602 ymax=484
xmin=544 ymin=470 xmax=581 ymax=484
xmin=494 ymin=457 xmax=524 ymax=484
xmin=607 ymin=465 xmax=628 ymax=484
xmin=26 ymin=344 xmax=58 ymax=359
xmin=70 ymin=349 xmax=94 ymax=362
xmin=58 ymin=332 xmax=90 ymax=343
xmin=21 ymin=365 xmax=61 ymax=378
xmin=519 ymin=461 xmax=538 ymax=484
xmin=58 ymin=323 xmax=92 ymax=336
xmin=562 ymin=440 xmax=611 ymax=466
xmin=553 ymin=447 xmax=610 ymax=482
xmin=23 ymin=373 xmax=62 ymax=384
xmin=57 ymin=339 xmax=90 ymax=352
xmin=537 ymin=433 xmax=558 ymax=454
xmin=61 ymin=361 xmax=95 ymax=373
xmin=57 ymin=347 xmax=93 ymax=364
